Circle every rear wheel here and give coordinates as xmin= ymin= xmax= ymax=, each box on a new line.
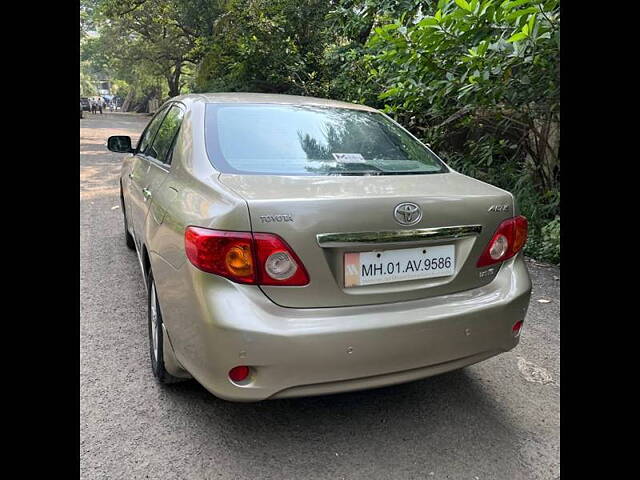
xmin=147 ymin=271 xmax=181 ymax=384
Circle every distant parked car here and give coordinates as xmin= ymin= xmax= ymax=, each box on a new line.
xmin=108 ymin=93 xmax=532 ymax=402
xmin=80 ymin=101 xmax=83 ymax=119
xmin=80 ymin=97 xmax=91 ymax=112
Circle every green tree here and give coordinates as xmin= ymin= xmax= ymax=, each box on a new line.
xmin=360 ymin=0 xmax=559 ymax=261
xmin=80 ymin=62 xmax=98 ymax=97
xmin=194 ymin=0 xmax=333 ymax=95
xmin=89 ymin=0 xmax=211 ymax=97
xmin=79 ymin=0 xmax=560 ymax=262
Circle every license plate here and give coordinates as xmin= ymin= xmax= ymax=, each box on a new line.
xmin=344 ymin=245 xmax=455 ymax=287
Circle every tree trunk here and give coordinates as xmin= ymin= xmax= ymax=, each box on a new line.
xmin=358 ymin=15 xmax=375 ymax=44
xmin=525 ymin=113 xmax=560 ymax=192
xmin=121 ymin=90 xmax=135 ymax=112
xmin=167 ymin=60 xmax=182 ymax=98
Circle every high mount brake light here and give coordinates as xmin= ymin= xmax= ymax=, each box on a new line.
xmin=477 ymin=216 xmax=528 ymax=267
xmin=184 ymin=227 xmax=310 ymax=286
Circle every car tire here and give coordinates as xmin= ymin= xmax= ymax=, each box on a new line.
xmin=147 ymin=271 xmax=182 ymax=384
xmin=122 ymin=201 xmax=135 ymax=250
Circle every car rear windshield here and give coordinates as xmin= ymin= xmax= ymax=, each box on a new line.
xmin=204 ymin=104 xmax=448 ymax=176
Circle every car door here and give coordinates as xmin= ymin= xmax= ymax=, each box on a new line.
xmin=141 ymin=104 xmax=186 ymax=245
xmin=128 ymin=106 xmax=170 ymax=249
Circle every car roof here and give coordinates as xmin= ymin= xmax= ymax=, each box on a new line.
xmin=170 ymin=92 xmax=378 ymax=112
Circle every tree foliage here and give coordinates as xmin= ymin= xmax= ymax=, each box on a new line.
xmin=360 ymin=0 xmax=559 ymax=261
xmin=80 ymin=62 xmax=98 ymax=97
xmin=193 ymin=0 xmax=333 ymax=95
xmin=80 ymin=0 xmax=560 ymax=263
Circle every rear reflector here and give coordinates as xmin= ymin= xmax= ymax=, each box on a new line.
xmin=184 ymin=227 xmax=309 ymax=286
xmin=477 ymin=216 xmax=528 ymax=267
xmin=228 ymin=366 xmax=250 ymax=382
xmin=512 ymin=320 xmax=524 ymax=336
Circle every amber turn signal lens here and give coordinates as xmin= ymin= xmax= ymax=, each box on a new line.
xmin=225 ymin=245 xmax=254 ymax=277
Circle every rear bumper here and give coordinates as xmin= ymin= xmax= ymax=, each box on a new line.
xmin=160 ymin=253 xmax=531 ymax=402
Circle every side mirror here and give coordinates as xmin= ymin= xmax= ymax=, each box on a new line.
xmin=107 ymin=135 xmax=133 ymax=153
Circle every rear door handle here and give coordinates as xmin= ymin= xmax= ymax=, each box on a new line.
xmin=142 ymin=187 xmax=152 ymax=200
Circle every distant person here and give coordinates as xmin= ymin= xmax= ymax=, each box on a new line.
xmin=91 ymin=101 xmax=97 ymax=114
xmin=98 ymin=101 xmax=103 ymax=114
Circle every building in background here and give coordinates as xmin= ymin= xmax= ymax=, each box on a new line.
xmin=96 ymin=79 xmax=111 ymax=96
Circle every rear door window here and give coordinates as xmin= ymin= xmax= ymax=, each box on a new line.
xmin=137 ymin=106 xmax=169 ymax=154
xmin=147 ymin=105 xmax=185 ymax=164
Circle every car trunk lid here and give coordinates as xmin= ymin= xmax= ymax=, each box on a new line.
xmin=219 ymin=171 xmax=514 ymax=308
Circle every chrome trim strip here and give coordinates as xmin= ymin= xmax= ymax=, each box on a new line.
xmin=316 ymin=225 xmax=482 ymax=247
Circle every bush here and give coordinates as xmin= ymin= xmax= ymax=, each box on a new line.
xmin=362 ymin=0 xmax=560 ymax=264
xmin=525 ymin=216 xmax=560 ymax=265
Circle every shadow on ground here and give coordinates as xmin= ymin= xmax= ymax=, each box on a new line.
xmin=152 ymin=368 xmax=526 ymax=477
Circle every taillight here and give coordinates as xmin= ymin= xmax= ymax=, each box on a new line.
xmin=184 ymin=227 xmax=310 ymax=286
xmin=184 ymin=227 xmax=255 ymax=283
xmin=477 ymin=216 xmax=528 ymax=267
xmin=253 ymin=233 xmax=309 ymax=286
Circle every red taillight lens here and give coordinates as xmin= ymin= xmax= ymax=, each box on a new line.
xmin=477 ymin=216 xmax=528 ymax=267
xmin=184 ymin=227 xmax=256 ymax=284
xmin=512 ymin=216 xmax=528 ymax=253
xmin=184 ymin=227 xmax=309 ymax=286
xmin=228 ymin=366 xmax=250 ymax=382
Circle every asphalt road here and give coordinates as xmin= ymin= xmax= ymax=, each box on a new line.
xmin=80 ymin=111 xmax=560 ymax=480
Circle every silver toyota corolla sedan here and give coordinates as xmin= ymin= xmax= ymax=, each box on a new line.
xmin=108 ymin=93 xmax=531 ymax=402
